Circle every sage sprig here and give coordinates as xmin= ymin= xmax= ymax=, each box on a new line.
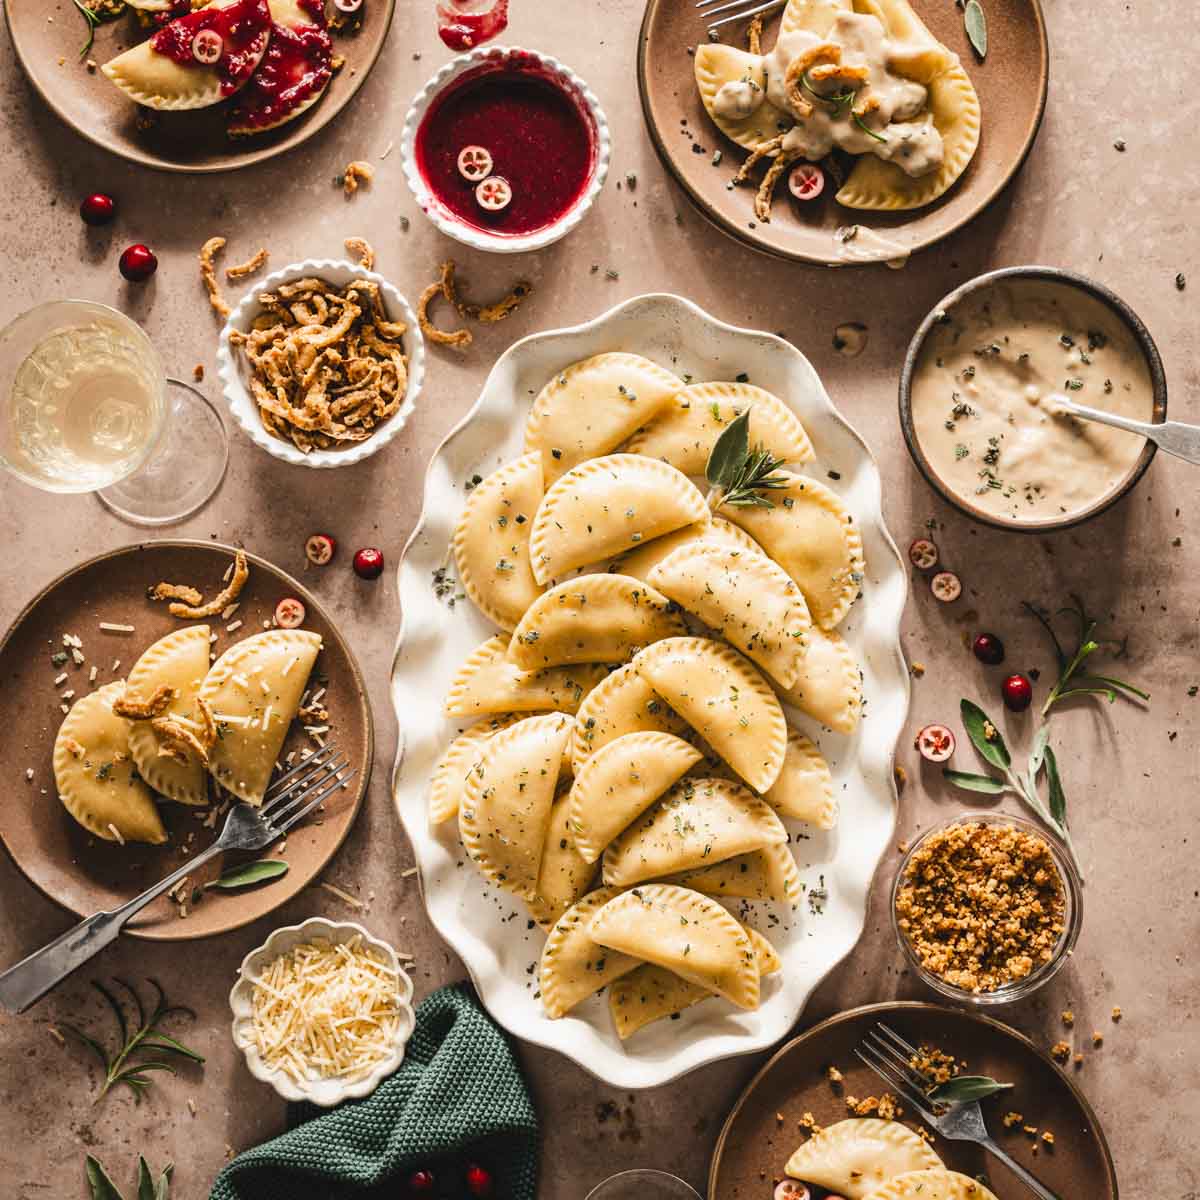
xmin=60 ymin=978 xmax=204 ymax=1103
xmin=86 ymin=1154 xmax=173 ymax=1200
xmin=928 ymin=1074 xmax=1012 ymax=1104
xmin=705 ymin=409 xmax=789 ymax=509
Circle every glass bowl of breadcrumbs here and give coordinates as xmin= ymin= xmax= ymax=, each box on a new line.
xmin=891 ymin=813 xmax=1082 ymax=1004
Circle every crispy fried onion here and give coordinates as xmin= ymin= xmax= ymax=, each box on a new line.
xmin=345 ymin=236 xmax=375 ymax=271
xmin=755 ymin=151 xmax=802 ymax=221
xmin=444 ymin=261 xmax=533 ymax=324
xmin=199 ymin=236 xmax=231 ymax=319
xmin=227 ymin=277 xmax=409 ymax=454
xmin=746 ymin=11 xmax=764 ymax=55
xmin=147 ymin=582 xmax=204 ymax=606
xmin=166 ymin=549 xmax=250 ymax=618
xmin=151 ymin=716 xmax=211 ymax=765
xmin=113 ymin=683 xmax=176 ymax=720
xmin=418 ymin=262 xmax=473 ymax=350
xmin=342 ymin=161 xmax=374 ymax=197
xmin=783 ymin=42 xmax=848 ymax=118
xmin=225 ymin=247 xmax=270 ymax=281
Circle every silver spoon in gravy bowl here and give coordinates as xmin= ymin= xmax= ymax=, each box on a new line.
xmin=1051 ymin=396 xmax=1200 ymax=466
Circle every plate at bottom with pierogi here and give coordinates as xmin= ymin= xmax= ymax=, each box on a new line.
xmin=390 ymin=293 xmax=910 ymax=1088
xmin=710 ymin=1001 xmax=1117 ymax=1200
xmin=0 ymin=541 xmax=372 ymax=940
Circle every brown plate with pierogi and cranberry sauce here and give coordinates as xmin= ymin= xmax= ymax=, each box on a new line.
xmin=0 ymin=541 xmax=371 ymax=940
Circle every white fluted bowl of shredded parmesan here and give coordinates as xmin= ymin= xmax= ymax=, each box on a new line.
xmin=230 ymin=918 xmax=415 ymax=1105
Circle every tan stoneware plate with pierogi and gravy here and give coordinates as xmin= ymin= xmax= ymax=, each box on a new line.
xmin=638 ymin=0 xmax=1048 ymax=266
xmin=0 ymin=541 xmax=372 ymax=940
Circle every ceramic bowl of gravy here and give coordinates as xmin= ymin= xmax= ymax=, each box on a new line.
xmin=399 ymin=46 xmax=611 ymax=254
xmin=899 ymin=267 xmax=1167 ymax=532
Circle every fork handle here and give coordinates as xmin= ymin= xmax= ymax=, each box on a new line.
xmin=977 ymin=1136 xmax=1061 ymax=1200
xmin=0 ymin=842 xmax=224 ymax=1014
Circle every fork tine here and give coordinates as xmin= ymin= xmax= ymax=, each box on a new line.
xmin=866 ymin=1028 xmax=936 ymax=1094
xmin=706 ymin=0 xmax=785 ymax=30
xmin=877 ymin=1021 xmax=923 ymax=1061
xmin=262 ymin=744 xmax=337 ymax=806
xmin=266 ymin=756 xmax=348 ymax=825
xmin=696 ymin=0 xmax=755 ymax=14
xmin=854 ymin=1045 xmax=938 ymax=1123
xmin=274 ymin=767 xmax=357 ymax=836
xmin=261 ymin=751 xmax=345 ymax=817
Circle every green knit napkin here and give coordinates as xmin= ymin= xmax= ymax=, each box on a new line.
xmin=210 ymin=983 xmax=539 ymax=1200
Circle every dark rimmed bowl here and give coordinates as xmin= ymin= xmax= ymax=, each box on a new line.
xmin=899 ymin=266 xmax=1168 ymax=532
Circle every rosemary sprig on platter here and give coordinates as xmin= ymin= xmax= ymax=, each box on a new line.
xmin=60 ymin=978 xmax=204 ymax=1102
xmin=705 ymin=408 xmax=789 ymax=509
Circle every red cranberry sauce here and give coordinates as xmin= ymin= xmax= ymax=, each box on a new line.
xmin=436 ymin=0 xmax=509 ymax=52
xmin=150 ymin=0 xmax=272 ymax=96
xmin=228 ymin=0 xmax=332 ymax=133
xmin=415 ymin=61 xmax=595 ymax=237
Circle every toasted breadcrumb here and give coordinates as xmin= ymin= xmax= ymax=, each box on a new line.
xmin=1003 ymin=1111 xmax=1023 ymax=1128
xmin=1061 ymin=1009 xmax=1074 ymax=1027
xmin=894 ymin=821 xmax=1066 ymax=993
xmin=826 ymin=1065 xmax=844 ymax=1085
xmin=893 ymin=764 xmax=907 ymax=791
xmin=1111 ymin=1005 xmax=1122 ymax=1022
xmin=1091 ymin=1031 xmax=1103 ymax=1047
xmin=193 ymin=363 xmax=205 ymax=382
xmin=199 ymin=236 xmax=231 ymax=318
xmin=1042 ymin=1131 xmax=1055 ymax=1146
xmin=1050 ymin=1040 xmax=1071 ymax=1063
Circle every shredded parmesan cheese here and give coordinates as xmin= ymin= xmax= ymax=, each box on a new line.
xmin=245 ymin=936 xmax=402 ymax=1084
xmin=107 ymin=822 xmax=126 ymax=846
xmin=320 ymin=882 xmax=364 ymax=909
xmin=99 ymin=622 xmax=136 ymax=633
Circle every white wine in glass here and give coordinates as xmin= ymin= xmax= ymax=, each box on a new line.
xmin=0 ymin=300 xmax=227 ymax=523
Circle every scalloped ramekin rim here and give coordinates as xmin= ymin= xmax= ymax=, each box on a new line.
xmin=229 ymin=915 xmax=416 ymax=1106
xmin=399 ymin=45 xmax=611 ymax=254
xmin=215 ymin=258 xmax=425 ymax=469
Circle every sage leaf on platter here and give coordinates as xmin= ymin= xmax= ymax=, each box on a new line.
xmin=942 ymin=769 xmax=1008 ymax=794
xmin=1028 ymin=723 xmax=1050 ymax=780
xmin=929 ymin=1075 xmax=1012 ymax=1103
xmin=964 ymin=0 xmax=987 ymax=58
xmin=207 ymin=859 xmax=290 ymax=891
xmin=706 ymin=407 xmax=751 ymax=490
xmin=960 ymin=699 xmax=1011 ymax=771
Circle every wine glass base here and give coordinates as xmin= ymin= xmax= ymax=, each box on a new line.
xmin=97 ymin=378 xmax=228 ymax=526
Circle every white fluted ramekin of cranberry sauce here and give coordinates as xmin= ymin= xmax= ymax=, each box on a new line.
xmin=400 ymin=46 xmax=611 ymax=253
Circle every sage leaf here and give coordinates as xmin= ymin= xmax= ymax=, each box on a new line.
xmin=156 ymin=1164 xmax=173 ymax=1200
xmin=960 ymin=699 xmax=1011 ymax=770
xmin=1028 ymin=724 xmax=1050 ymax=780
xmin=208 ymin=859 xmax=289 ymax=891
xmin=1044 ymin=744 xmax=1067 ymax=827
xmin=929 ymin=1075 xmax=1012 ymax=1104
xmin=86 ymin=1156 xmax=125 ymax=1200
xmin=705 ymin=407 xmax=751 ymax=490
xmin=138 ymin=1157 xmax=156 ymax=1200
xmin=942 ymin=768 xmax=1008 ymax=794
xmin=964 ymin=0 xmax=987 ymax=58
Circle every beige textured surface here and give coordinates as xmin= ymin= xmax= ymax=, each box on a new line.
xmin=1 ymin=2 xmax=1197 ymax=1196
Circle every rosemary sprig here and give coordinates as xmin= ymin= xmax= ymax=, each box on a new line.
xmin=1022 ymin=594 xmax=1150 ymax=717
xmin=704 ymin=408 xmax=789 ymax=509
xmin=800 ymin=72 xmax=855 ymax=113
xmin=60 ymin=978 xmax=204 ymax=1103
xmin=852 ymin=112 xmax=888 ymax=143
xmin=71 ymin=0 xmax=102 ymax=57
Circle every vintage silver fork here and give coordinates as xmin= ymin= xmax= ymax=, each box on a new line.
xmin=696 ymin=0 xmax=787 ymax=34
xmin=0 ymin=745 xmax=356 ymax=1014
xmin=855 ymin=1022 xmax=1060 ymax=1200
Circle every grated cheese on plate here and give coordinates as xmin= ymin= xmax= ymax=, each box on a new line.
xmin=99 ymin=622 xmax=136 ymax=633
xmin=245 ymin=936 xmax=402 ymax=1084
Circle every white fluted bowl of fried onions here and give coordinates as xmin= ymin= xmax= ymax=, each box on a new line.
xmin=230 ymin=917 xmax=416 ymax=1105
xmin=217 ymin=259 xmax=424 ymax=468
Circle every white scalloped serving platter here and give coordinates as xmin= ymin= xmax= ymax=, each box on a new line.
xmin=389 ymin=293 xmax=909 ymax=1089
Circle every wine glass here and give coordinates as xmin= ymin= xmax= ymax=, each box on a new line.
xmin=585 ymin=1169 xmax=703 ymax=1200
xmin=0 ymin=299 xmax=228 ymax=525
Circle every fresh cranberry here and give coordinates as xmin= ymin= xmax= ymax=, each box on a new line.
xmin=465 ymin=1164 xmax=493 ymax=1198
xmin=972 ymin=632 xmax=1006 ymax=665
xmin=930 ymin=570 xmax=962 ymax=602
xmin=914 ymin=723 xmax=956 ymax=763
xmin=353 ymin=546 xmax=384 ymax=580
xmin=1002 ymin=673 xmax=1033 ymax=712
xmin=119 ymin=244 xmax=157 ymax=282
xmin=407 ymin=1169 xmax=435 ymax=1194
xmin=908 ymin=538 xmax=939 ymax=570
xmin=79 ymin=193 xmax=116 ymax=226
xmin=305 ymin=533 xmax=336 ymax=565
xmin=274 ymin=597 xmax=306 ymax=628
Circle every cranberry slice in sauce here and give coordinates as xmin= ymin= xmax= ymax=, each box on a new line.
xmin=150 ymin=0 xmax=272 ymax=96
xmin=414 ymin=62 xmax=595 ymax=237
xmin=436 ymin=0 xmax=509 ymax=51
xmin=227 ymin=0 xmax=333 ymax=135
